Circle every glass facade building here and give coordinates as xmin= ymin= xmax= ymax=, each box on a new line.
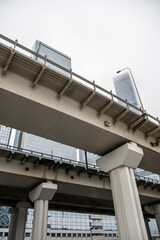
xmin=113 ymin=71 xmax=140 ymax=108
xmin=26 ymin=209 xmax=117 ymax=231
xmin=23 ymin=133 xmax=77 ymax=161
xmin=113 ymin=71 xmax=160 ymax=181
xmin=0 ymin=125 xmax=11 ymax=146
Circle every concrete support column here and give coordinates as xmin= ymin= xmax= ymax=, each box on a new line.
xmin=8 ymin=202 xmax=29 ymax=240
xmin=29 ymin=181 xmax=57 ymax=240
xmin=97 ymin=142 xmax=148 ymax=240
xmin=8 ymin=208 xmax=18 ymax=240
xmin=144 ymin=218 xmax=152 ymax=240
xmin=145 ymin=204 xmax=160 ymax=234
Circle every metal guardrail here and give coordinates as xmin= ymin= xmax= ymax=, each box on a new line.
xmin=134 ymin=174 xmax=160 ymax=185
xmin=0 ymin=143 xmax=99 ymax=171
xmin=0 ymin=142 xmax=160 ymax=184
xmin=0 ymin=34 xmax=159 ymax=127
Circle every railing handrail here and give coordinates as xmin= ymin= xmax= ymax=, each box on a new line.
xmin=0 ymin=143 xmax=99 ymax=170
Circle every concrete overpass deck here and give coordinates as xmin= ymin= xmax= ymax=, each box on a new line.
xmin=1 ymin=34 xmax=160 ymax=239
xmin=0 ymin=144 xmax=159 ymax=217
xmin=0 ymin=35 xmax=160 ymax=176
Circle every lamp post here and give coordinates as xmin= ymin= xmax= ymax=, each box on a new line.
xmin=117 ymin=68 xmax=144 ymax=112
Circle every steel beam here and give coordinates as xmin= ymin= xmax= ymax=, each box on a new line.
xmin=114 ymin=109 xmax=128 ymax=122
xmin=99 ymin=101 xmax=113 ymax=116
xmin=53 ymin=162 xmax=61 ymax=171
xmin=2 ymin=50 xmax=15 ymax=76
xmin=58 ymin=69 xmax=72 ymax=98
xmin=129 ymin=114 xmax=146 ymax=129
xmin=20 ymin=156 xmax=28 ymax=165
xmin=133 ymin=119 xmax=148 ymax=131
xmin=48 ymin=162 xmax=56 ymax=170
xmin=81 ymin=81 xmax=96 ymax=108
xmin=2 ymin=39 xmax=18 ymax=76
xmin=58 ymin=80 xmax=72 ymax=98
xmin=33 ymin=158 xmax=40 ymax=167
xmin=81 ymin=92 xmax=95 ymax=108
xmin=7 ymin=153 xmax=14 ymax=162
xmin=146 ymin=127 xmax=160 ymax=137
xmin=65 ymin=165 xmax=74 ymax=174
xmin=33 ymin=66 xmax=46 ymax=87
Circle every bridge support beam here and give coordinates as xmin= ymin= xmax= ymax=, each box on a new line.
xmin=145 ymin=204 xmax=160 ymax=234
xmin=8 ymin=202 xmax=29 ymax=240
xmin=29 ymin=182 xmax=57 ymax=240
xmin=97 ymin=142 xmax=148 ymax=240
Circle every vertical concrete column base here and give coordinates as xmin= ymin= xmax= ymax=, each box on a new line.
xmin=97 ymin=142 xmax=148 ymax=240
xmin=8 ymin=208 xmax=18 ymax=240
xmin=110 ymin=167 xmax=148 ymax=240
xmin=144 ymin=218 xmax=152 ymax=240
xmin=31 ymin=199 xmax=48 ymax=240
xmin=8 ymin=202 xmax=29 ymax=240
xmin=29 ymin=182 xmax=57 ymax=240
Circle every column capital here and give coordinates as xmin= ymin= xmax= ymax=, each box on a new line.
xmin=29 ymin=182 xmax=57 ymax=202
xmin=97 ymin=142 xmax=143 ymax=172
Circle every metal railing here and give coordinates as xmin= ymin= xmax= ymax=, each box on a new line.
xmin=0 ymin=142 xmax=160 ymax=184
xmin=0 ymin=143 xmax=99 ymax=171
xmin=0 ymin=34 xmax=159 ymax=127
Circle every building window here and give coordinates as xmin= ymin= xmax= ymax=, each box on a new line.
xmin=57 ymin=233 xmax=61 ymax=237
xmin=4 ymin=232 xmax=8 ymax=236
xmin=73 ymin=233 xmax=76 ymax=237
xmin=25 ymin=232 xmax=30 ymax=237
xmin=68 ymin=233 xmax=71 ymax=237
xmin=62 ymin=233 xmax=66 ymax=237
xmin=51 ymin=233 xmax=55 ymax=237
xmin=0 ymin=233 xmax=3 ymax=237
xmin=78 ymin=233 xmax=81 ymax=237
xmin=82 ymin=233 xmax=86 ymax=237
xmin=47 ymin=232 xmax=50 ymax=236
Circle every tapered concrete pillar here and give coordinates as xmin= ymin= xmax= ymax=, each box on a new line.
xmin=145 ymin=204 xmax=160 ymax=234
xmin=29 ymin=181 xmax=57 ymax=240
xmin=8 ymin=202 xmax=29 ymax=240
xmin=97 ymin=142 xmax=148 ymax=240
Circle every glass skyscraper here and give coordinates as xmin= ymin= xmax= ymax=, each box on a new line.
xmin=113 ymin=70 xmax=160 ymax=181
xmin=113 ymin=71 xmax=140 ymax=108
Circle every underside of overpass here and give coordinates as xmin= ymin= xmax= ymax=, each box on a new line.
xmin=0 ymin=146 xmax=159 ymax=218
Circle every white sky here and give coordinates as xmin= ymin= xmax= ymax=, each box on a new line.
xmin=1 ymin=0 xmax=160 ymax=118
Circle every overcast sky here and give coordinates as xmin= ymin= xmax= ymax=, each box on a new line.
xmin=1 ymin=0 xmax=160 ymax=118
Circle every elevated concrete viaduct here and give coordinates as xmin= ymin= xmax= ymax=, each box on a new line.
xmin=0 ymin=35 xmax=160 ymax=239
xmin=0 ymin=146 xmax=159 ymax=217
